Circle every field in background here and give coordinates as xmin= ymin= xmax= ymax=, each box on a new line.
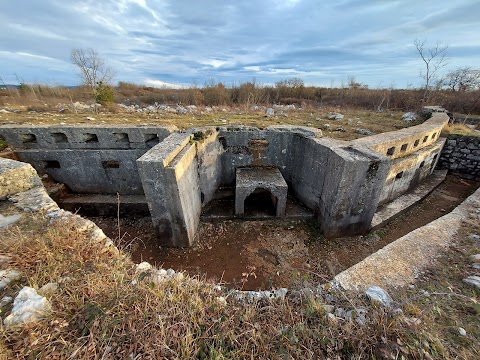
xmin=1 ymin=81 xmax=480 ymax=115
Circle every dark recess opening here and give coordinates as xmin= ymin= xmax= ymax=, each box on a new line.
xmin=218 ymin=136 xmax=227 ymax=149
xmin=400 ymin=143 xmax=408 ymax=152
xmin=386 ymin=146 xmax=395 ymax=156
xmin=423 ymin=135 xmax=429 ymax=143
xmin=396 ymin=171 xmax=404 ymax=179
xmin=248 ymin=139 xmax=269 ymax=151
xmin=51 ymin=132 xmax=68 ymax=143
xmin=414 ymin=139 xmax=420 ymax=147
xmin=144 ymin=134 xmax=159 ymax=147
xmin=43 ymin=160 xmax=60 ymax=169
xmin=83 ymin=133 xmax=99 ymax=143
xmin=419 ymin=161 xmax=425 ymax=168
xmin=102 ymin=160 xmax=120 ymax=169
xmin=21 ymin=134 xmax=37 ymax=144
xmin=114 ymin=133 xmax=129 ymax=143
xmin=244 ymin=188 xmax=277 ymax=216
xmin=430 ymin=154 xmax=438 ymax=171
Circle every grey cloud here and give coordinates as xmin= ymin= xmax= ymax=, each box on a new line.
xmin=0 ymin=0 xmax=478 ymax=87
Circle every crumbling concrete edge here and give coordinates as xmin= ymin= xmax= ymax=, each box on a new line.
xmin=0 ymin=157 xmax=119 ymax=256
xmin=333 ymin=185 xmax=480 ymax=291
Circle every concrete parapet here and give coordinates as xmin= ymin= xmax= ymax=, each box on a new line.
xmin=0 ymin=125 xmax=176 ymax=150
xmin=351 ymin=113 xmax=448 ymax=160
xmin=378 ymin=138 xmax=445 ymax=205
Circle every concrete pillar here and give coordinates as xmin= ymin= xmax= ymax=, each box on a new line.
xmin=137 ymin=133 xmax=202 ymax=247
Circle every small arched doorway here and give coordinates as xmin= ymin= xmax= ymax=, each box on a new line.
xmin=244 ymin=187 xmax=277 ymax=216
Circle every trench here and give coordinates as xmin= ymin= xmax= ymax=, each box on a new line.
xmin=56 ymin=174 xmax=479 ymax=291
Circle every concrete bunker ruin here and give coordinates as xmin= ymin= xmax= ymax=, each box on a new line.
xmin=0 ymin=113 xmax=449 ymax=247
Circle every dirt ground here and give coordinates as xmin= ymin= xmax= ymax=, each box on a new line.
xmin=88 ymin=175 xmax=479 ymax=290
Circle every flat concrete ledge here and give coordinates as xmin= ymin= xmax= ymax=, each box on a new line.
xmin=334 ymin=183 xmax=480 ymax=291
xmin=371 ymin=169 xmax=447 ymax=229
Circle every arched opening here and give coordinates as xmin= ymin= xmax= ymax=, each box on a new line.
xmin=244 ymin=187 xmax=277 ymax=216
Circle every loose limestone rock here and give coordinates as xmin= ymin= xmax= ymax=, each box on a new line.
xmin=463 ymin=276 xmax=480 ymax=289
xmin=0 ymin=296 xmax=13 ymax=310
xmin=0 ymin=213 xmax=21 ymax=228
xmin=38 ymin=282 xmax=59 ymax=296
xmin=8 ymin=187 xmax=59 ymax=213
xmin=470 ymin=254 xmax=480 ymax=262
xmin=0 ymin=269 xmax=22 ymax=290
xmin=0 ymin=158 xmax=42 ymax=200
xmin=3 ymin=287 xmax=52 ymax=328
xmin=365 ymin=286 xmax=393 ymax=308
xmin=402 ymin=112 xmax=416 ymax=122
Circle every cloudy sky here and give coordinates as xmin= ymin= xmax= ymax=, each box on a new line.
xmin=1 ymin=0 xmax=479 ymax=88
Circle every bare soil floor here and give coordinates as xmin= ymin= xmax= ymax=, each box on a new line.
xmin=89 ymin=175 xmax=479 ymax=290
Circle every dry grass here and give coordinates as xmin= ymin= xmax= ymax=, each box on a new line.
xmin=2 ymin=82 xmax=480 ymax=114
xmin=0 ymin=213 xmax=478 ymax=358
xmin=0 ymin=106 xmax=409 ymax=142
xmin=442 ymin=123 xmax=480 ymax=136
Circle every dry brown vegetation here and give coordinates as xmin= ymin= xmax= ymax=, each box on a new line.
xmin=1 ymin=81 xmax=480 ymax=115
xmin=0 ymin=211 xmax=478 ymax=359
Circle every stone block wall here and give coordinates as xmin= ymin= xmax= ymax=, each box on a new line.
xmin=439 ymin=134 xmax=480 ymax=180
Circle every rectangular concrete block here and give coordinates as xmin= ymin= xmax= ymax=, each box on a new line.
xmin=319 ymin=145 xmax=390 ymax=237
xmin=137 ymin=133 xmax=202 ymax=247
xmin=235 ymin=167 xmax=288 ymax=217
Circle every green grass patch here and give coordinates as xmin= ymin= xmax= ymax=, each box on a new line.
xmin=0 ymin=138 xmax=7 ymax=151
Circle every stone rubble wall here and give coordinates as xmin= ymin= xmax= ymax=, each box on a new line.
xmin=438 ymin=134 xmax=480 ymax=180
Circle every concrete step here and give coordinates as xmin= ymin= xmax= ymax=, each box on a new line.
xmin=58 ymin=194 xmax=149 ymax=216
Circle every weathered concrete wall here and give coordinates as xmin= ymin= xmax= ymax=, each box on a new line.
xmin=0 ymin=125 xmax=176 ymax=194
xmin=316 ymin=144 xmax=390 ymax=237
xmin=351 ymin=112 xmax=448 ymax=159
xmin=439 ymin=134 xmax=480 ymax=180
xmin=378 ymin=139 xmax=445 ymax=205
xmin=17 ymin=149 xmax=146 ymax=194
xmin=193 ymin=129 xmax=224 ymax=205
xmin=218 ymin=126 xmax=322 ymax=185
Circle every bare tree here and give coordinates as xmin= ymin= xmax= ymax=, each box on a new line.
xmin=414 ymin=39 xmax=449 ymax=102
xmin=71 ymin=48 xmax=115 ymax=92
xmin=444 ymin=67 xmax=480 ymax=92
